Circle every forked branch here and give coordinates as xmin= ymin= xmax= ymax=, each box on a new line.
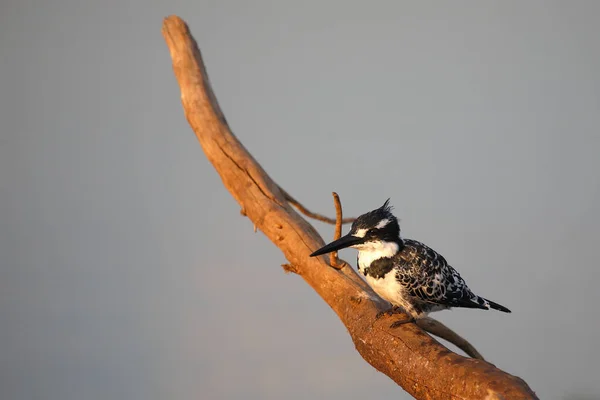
xmin=161 ymin=15 xmax=537 ymax=400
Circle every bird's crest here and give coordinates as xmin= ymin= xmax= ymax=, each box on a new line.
xmin=380 ymin=198 xmax=393 ymax=213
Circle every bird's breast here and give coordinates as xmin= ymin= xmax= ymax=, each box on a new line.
xmin=364 ymin=271 xmax=407 ymax=308
xmin=356 ymin=243 xmax=399 ymax=274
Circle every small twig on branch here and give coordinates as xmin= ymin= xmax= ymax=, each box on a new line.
xmin=332 ymin=192 xmax=343 ymax=240
xmin=281 ymin=263 xmax=299 ymax=274
xmin=280 ymin=187 xmax=355 ymax=225
xmin=417 ymin=317 xmax=485 ymax=360
xmin=329 ymin=192 xmax=350 ymax=270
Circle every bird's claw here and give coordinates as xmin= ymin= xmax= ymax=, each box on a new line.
xmin=375 ymin=306 xmax=405 ymax=319
xmin=389 ymin=317 xmax=416 ymax=328
xmin=375 ymin=307 xmax=415 ymax=328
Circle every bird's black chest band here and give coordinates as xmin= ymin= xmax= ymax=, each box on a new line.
xmin=364 ymin=257 xmax=396 ymax=279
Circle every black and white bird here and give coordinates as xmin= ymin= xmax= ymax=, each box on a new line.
xmin=310 ymin=200 xmax=510 ymax=324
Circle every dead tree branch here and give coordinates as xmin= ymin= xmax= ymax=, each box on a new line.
xmin=280 ymin=187 xmax=356 ymax=225
xmin=161 ymin=15 xmax=537 ymax=400
xmin=416 ymin=317 xmax=485 ymax=360
xmin=328 ymin=192 xmax=350 ymax=270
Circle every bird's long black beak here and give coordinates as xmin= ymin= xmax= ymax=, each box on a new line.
xmin=310 ymin=234 xmax=364 ymax=257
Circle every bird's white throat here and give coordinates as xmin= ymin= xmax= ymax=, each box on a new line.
xmin=355 ymin=240 xmax=400 ymax=272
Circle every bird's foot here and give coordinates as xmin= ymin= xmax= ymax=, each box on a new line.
xmin=389 ymin=317 xmax=416 ymax=328
xmin=375 ymin=306 xmax=415 ymax=328
xmin=375 ymin=306 xmax=404 ymax=320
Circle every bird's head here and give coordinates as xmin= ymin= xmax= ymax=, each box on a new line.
xmin=310 ymin=199 xmax=401 ymax=257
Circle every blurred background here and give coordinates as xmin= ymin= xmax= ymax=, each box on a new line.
xmin=2 ymin=1 xmax=599 ymax=399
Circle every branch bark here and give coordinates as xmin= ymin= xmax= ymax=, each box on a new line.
xmin=161 ymin=15 xmax=537 ymax=400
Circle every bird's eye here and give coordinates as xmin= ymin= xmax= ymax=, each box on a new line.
xmin=368 ymin=229 xmax=376 ymax=236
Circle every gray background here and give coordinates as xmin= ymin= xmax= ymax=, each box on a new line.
xmin=2 ymin=1 xmax=599 ymax=399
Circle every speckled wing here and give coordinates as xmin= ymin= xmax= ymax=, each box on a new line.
xmin=396 ymin=239 xmax=489 ymax=310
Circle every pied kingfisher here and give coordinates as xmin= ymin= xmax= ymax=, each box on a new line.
xmin=310 ymin=199 xmax=510 ymax=325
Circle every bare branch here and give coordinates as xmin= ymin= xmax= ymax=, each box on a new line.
xmin=332 ymin=192 xmax=344 ymax=240
xmin=161 ymin=15 xmax=537 ymax=400
xmin=417 ymin=317 xmax=485 ymax=360
xmin=280 ymin=187 xmax=355 ymax=225
xmin=328 ymin=192 xmax=350 ymax=270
